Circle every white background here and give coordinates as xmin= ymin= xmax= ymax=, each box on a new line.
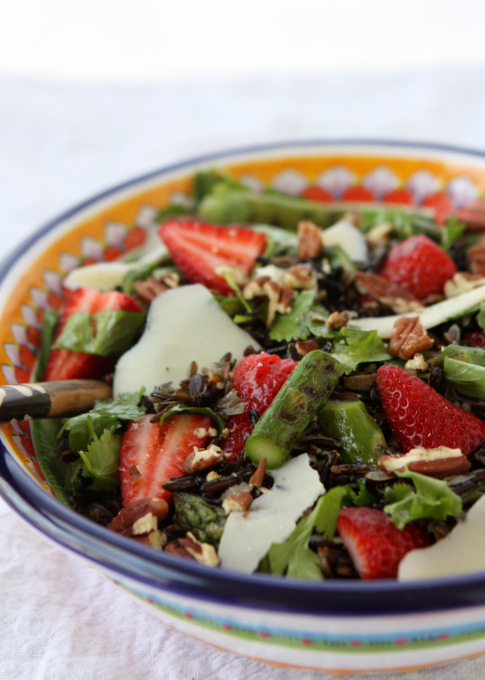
xmin=3 ymin=2 xmax=485 ymax=679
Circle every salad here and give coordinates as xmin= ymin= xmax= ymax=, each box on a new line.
xmin=30 ymin=168 xmax=485 ymax=582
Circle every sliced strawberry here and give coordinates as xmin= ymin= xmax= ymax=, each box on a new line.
xmin=464 ymin=331 xmax=485 ymax=347
xmin=222 ymin=353 xmax=296 ymax=461
xmin=43 ymin=287 xmax=143 ymax=381
xmin=337 ymin=507 xmax=431 ymax=580
xmin=379 ymin=234 xmax=457 ymax=300
xmin=376 ymin=365 xmax=485 ymax=455
xmin=158 ymin=219 xmax=266 ymax=295
xmin=422 ymin=192 xmax=454 ymax=224
xmin=119 ymin=413 xmax=212 ymax=505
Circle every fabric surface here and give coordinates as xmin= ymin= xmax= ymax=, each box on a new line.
xmin=2 ymin=68 xmax=485 ymax=679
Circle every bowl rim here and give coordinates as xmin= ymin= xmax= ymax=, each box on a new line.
xmin=3 ymin=137 xmax=485 ymax=616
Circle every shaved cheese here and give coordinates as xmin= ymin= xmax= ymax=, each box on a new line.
xmin=399 ymin=494 xmax=485 ymax=580
xmin=218 ymin=454 xmax=325 ymax=574
xmin=322 ymin=220 xmax=369 ymax=264
xmin=113 ymin=284 xmax=259 ymax=396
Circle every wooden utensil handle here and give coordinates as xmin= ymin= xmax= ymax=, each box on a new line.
xmin=0 ymin=380 xmax=112 ymax=422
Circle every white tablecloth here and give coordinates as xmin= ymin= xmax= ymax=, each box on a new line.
xmin=2 ymin=69 xmax=485 ymax=679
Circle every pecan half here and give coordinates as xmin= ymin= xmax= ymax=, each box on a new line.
xmin=297 ymin=220 xmax=323 ymax=260
xmin=354 ymin=272 xmax=423 ymax=314
xmin=389 ymin=316 xmax=434 ymax=360
xmin=379 ymin=445 xmax=471 ymax=479
xmin=107 ymin=498 xmax=169 ymax=536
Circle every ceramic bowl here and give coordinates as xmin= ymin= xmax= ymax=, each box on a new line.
xmin=3 ymin=140 xmax=485 ymax=676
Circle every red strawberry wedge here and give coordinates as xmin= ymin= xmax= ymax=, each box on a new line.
xmin=158 ymin=219 xmax=266 ymax=296
xmin=380 ymin=234 xmax=457 ymax=300
xmin=222 ymin=353 xmax=296 ymax=461
xmin=119 ymin=413 xmax=212 ymax=505
xmin=376 ymin=365 xmax=485 ymax=455
xmin=44 ymin=287 xmax=143 ymax=381
xmin=337 ymin=507 xmax=431 ymax=579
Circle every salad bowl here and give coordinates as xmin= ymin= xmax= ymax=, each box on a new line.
xmin=3 ymin=140 xmax=485 ymax=675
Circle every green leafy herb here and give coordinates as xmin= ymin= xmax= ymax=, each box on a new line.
xmin=347 ymin=480 xmax=377 ymax=507
xmin=441 ymin=216 xmax=466 ymax=252
xmin=79 ymin=425 xmax=121 ymax=491
xmin=31 ymin=418 xmax=76 ymax=506
xmin=34 ymin=307 xmax=59 ymax=381
xmin=60 ymin=390 xmax=146 ymax=451
xmin=383 ymin=468 xmax=462 ymax=529
xmin=440 ymin=344 xmax=485 ymax=399
xmin=269 ymin=290 xmax=324 ymax=342
xmin=331 ymin=328 xmax=391 ymax=374
xmin=220 ymin=270 xmax=252 ymax=313
xmin=158 ymin=404 xmax=225 ymax=433
xmin=477 ymin=305 xmax=485 ymax=331
xmin=53 ymin=309 xmax=146 ymax=357
xmin=267 ymin=487 xmax=349 ymax=580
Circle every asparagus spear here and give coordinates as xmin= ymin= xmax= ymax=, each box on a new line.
xmin=317 ymin=398 xmax=387 ymax=465
xmin=245 ymin=350 xmax=340 ymax=469
xmin=174 ymin=492 xmax=227 ymax=545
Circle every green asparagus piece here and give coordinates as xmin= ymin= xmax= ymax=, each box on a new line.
xmin=317 ymin=398 xmax=387 ymax=465
xmin=173 ymin=492 xmax=227 ymax=545
xmin=245 ymin=350 xmax=340 ymax=469
xmin=198 ymin=186 xmax=377 ymax=230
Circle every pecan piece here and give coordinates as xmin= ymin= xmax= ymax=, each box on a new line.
xmin=468 ymin=243 xmax=485 ymax=276
xmin=182 ymin=443 xmax=224 ymax=474
xmin=389 ymin=316 xmax=434 ymax=360
xmin=178 ymin=532 xmax=220 ymax=566
xmin=222 ymin=490 xmax=253 ymax=514
xmin=354 ymin=272 xmax=423 ymax=314
xmin=133 ymin=276 xmax=169 ymax=303
xmin=243 ymin=276 xmax=294 ymax=326
xmin=379 ymin=445 xmax=471 ymax=479
xmin=326 ymin=310 xmax=350 ymax=330
xmin=107 ymin=498 xmax=169 ymax=536
xmin=297 ymin=220 xmax=323 ymax=260
xmin=249 ymin=458 xmax=267 ymax=487
xmin=444 ymin=271 xmax=485 ymax=297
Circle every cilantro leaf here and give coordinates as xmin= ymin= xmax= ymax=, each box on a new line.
xmin=79 ymin=427 xmax=121 ymax=491
xmin=54 ymin=309 xmax=146 ymax=357
xmin=269 ymin=290 xmax=323 ymax=342
xmin=331 ymin=328 xmax=391 ymax=374
xmin=60 ymin=390 xmax=146 ymax=451
xmin=267 ymin=486 xmax=349 ymax=580
xmin=383 ymin=468 xmax=462 ymax=529
xmin=158 ymin=404 xmax=225 ymax=433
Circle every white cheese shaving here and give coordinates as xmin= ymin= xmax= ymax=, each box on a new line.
xmin=113 ymin=284 xmax=259 ymax=396
xmin=218 ymin=453 xmax=325 ymax=574
xmin=321 ymin=220 xmax=369 ymax=264
xmin=398 ymin=494 xmax=485 ymax=580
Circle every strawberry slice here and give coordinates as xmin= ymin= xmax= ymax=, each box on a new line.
xmin=44 ymin=287 xmax=143 ymax=381
xmin=222 ymin=353 xmax=296 ymax=461
xmin=379 ymin=234 xmax=457 ymax=300
xmin=337 ymin=507 xmax=431 ymax=579
xmin=119 ymin=413 xmax=212 ymax=505
xmin=376 ymin=365 xmax=485 ymax=455
xmin=158 ymin=219 xmax=266 ymax=295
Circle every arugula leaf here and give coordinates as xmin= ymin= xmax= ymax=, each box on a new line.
xmin=477 ymin=305 xmax=485 ymax=331
xmin=269 ymin=290 xmax=323 ymax=342
xmin=31 ymin=418 xmax=76 ymax=506
xmin=157 ymin=404 xmax=225 ymax=433
xmin=53 ymin=309 xmax=146 ymax=357
xmin=60 ymin=390 xmax=146 ymax=451
xmin=79 ymin=426 xmax=121 ymax=491
xmin=267 ymin=487 xmax=349 ymax=580
xmin=331 ymin=328 xmax=391 ymax=374
xmin=383 ymin=468 xmax=462 ymax=529
xmin=219 ymin=270 xmax=252 ymax=312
